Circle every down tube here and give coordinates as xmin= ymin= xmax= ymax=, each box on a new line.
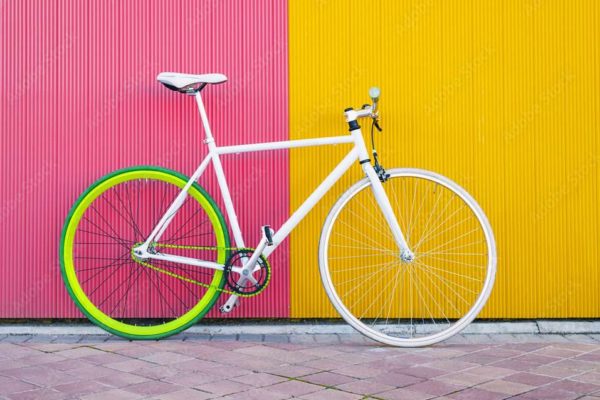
xmin=263 ymin=148 xmax=358 ymax=258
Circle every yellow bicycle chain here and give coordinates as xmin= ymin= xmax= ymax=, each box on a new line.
xmin=130 ymin=243 xmax=271 ymax=298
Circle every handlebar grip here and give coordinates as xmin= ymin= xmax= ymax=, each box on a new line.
xmin=369 ymin=86 xmax=381 ymax=103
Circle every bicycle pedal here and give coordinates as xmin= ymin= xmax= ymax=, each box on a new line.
xmin=262 ymin=225 xmax=274 ymax=246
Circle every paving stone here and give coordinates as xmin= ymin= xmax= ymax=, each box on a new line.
xmin=376 ymin=387 xmax=436 ymax=400
xmin=0 ymin=332 xmax=598 ymax=400
xmin=512 ymin=386 xmax=580 ymax=400
xmin=238 ymin=334 xmax=264 ymax=342
xmin=447 ymin=387 xmax=506 ymax=399
xmin=435 ymin=372 xmax=492 ymax=386
xmin=54 ymin=335 xmax=85 ymax=344
xmin=370 ymin=371 xmax=424 ymax=388
xmin=52 ymin=379 xmax=110 ymax=397
xmin=266 ymin=364 xmax=322 ymax=378
xmin=476 ymin=379 xmax=535 ymax=396
xmin=139 ymin=351 xmax=196 ymax=365
xmin=465 ymin=365 xmax=515 ymax=379
xmin=2 ymin=365 xmax=79 ymax=387
xmin=403 ymin=380 xmax=464 ymax=396
xmin=263 ymin=334 xmax=290 ymax=343
xmin=267 ymin=380 xmax=323 ymax=396
xmin=149 ymin=388 xmax=213 ymax=400
xmin=4 ymin=335 xmax=34 ymax=343
xmin=121 ymin=381 xmax=180 ymax=396
xmin=55 ymin=346 xmax=106 ymax=359
xmin=299 ymin=388 xmax=363 ymax=399
xmin=544 ymin=379 xmax=600 ymax=394
xmin=289 ymin=334 xmax=317 ymax=344
xmin=313 ymin=334 xmax=341 ymax=344
xmin=194 ymin=379 xmax=248 ymax=396
xmin=80 ymin=388 xmax=144 ymax=400
xmin=25 ymin=335 xmax=59 ymax=343
xmin=92 ymin=371 xmax=150 ymax=388
xmin=571 ymin=371 xmax=600 ymax=384
xmin=230 ymin=372 xmax=288 ymax=387
xmin=528 ymin=364 xmax=580 ymax=378
xmin=504 ymin=372 xmax=557 ymax=386
xmin=0 ymin=376 xmax=38 ymax=395
xmin=105 ymin=358 xmax=154 ymax=372
xmin=402 ymin=366 xmax=447 ymax=379
xmin=64 ymin=365 xmax=119 ymax=381
xmin=130 ymin=365 xmax=181 ymax=380
xmin=77 ymin=335 xmax=109 ymax=344
xmin=80 ymin=351 xmax=130 ymax=365
xmin=4 ymin=387 xmax=68 ymax=400
xmin=210 ymin=334 xmax=238 ymax=341
xmin=219 ymin=387 xmax=291 ymax=400
xmin=182 ymin=333 xmax=212 ymax=341
xmin=301 ymin=371 xmax=355 ymax=386
xmin=332 ymin=364 xmax=385 ymax=379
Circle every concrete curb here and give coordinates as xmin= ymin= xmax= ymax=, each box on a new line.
xmin=0 ymin=320 xmax=598 ymax=336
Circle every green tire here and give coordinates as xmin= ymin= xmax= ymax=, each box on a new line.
xmin=59 ymin=166 xmax=230 ymax=340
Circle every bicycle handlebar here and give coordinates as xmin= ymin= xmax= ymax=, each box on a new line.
xmin=344 ymin=87 xmax=381 ymax=120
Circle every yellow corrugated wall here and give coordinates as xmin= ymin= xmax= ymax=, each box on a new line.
xmin=289 ymin=0 xmax=600 ymax=318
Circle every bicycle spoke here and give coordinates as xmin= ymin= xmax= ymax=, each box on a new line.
xmin=62 ymin=170 xmax=228 ymax=337
xmin=322 ymin=172 xmax=495 ymax=346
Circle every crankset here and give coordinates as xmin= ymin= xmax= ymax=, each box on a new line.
xmin=223 ymin=248 xmax=271 ymax=296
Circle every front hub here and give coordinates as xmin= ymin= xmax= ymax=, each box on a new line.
xmin=400 ymin=249 xmax=415 ymax=263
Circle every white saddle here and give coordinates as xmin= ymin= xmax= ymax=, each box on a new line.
xmin=157 ymin=72 xmax=227 ymax=93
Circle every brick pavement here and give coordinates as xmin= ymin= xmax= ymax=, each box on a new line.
xmin=0 ymin=333 xmax=599 ymax=399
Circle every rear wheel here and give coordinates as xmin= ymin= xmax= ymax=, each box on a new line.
xmin=60 ymin=166 xmax=229 ymax=339
xmin=319 ymin=168 xmax=496 ymax=347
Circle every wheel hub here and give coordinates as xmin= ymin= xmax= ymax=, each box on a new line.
xmin=400 ymin=249 xmax=415 ymax=263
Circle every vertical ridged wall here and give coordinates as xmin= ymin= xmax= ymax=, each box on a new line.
xmin=289 ymin=0 xmax=600 ymax=318
xmin=2 ymin=1 xmax=600 ymax=320
xmin=0 ymin=0 xmax=289 ymax=318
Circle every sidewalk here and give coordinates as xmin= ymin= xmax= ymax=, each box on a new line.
xmin=1 ymin=331 xmax=600 ymax=399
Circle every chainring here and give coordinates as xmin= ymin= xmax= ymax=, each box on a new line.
xmin=223 ymin=248 xmax=271 ymax=296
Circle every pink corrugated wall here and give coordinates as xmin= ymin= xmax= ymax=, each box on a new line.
xmin=0 ymin=0 xmax=289 ymax=318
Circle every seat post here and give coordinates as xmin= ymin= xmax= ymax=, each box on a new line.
xmin=194 ymin=92 xmax=216 ymax=144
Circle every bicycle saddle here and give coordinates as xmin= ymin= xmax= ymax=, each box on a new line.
xmin=157 ymin=72 xmax=227 ymax=93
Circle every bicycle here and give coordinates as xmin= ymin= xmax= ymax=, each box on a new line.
xmin=59 ymin=72 xmax=497 ymax=347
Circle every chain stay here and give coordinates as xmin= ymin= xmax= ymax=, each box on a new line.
xmin=130 ymin=243 xmax=269 ymax=298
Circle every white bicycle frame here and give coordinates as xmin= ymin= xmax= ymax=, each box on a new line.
xmin=134 ymin=91 xmax=412 ymax=309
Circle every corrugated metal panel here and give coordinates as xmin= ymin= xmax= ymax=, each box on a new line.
xmin=0 ymin=0 xmax=289 ymax=318
xmin=289 ymin=0 xmax=600 ymax=318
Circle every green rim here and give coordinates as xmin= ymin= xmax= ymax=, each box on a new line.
xmin=59 ymin=166 xmax=230 ymax=340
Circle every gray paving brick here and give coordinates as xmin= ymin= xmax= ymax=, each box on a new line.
xmin=289 ymin=334 xmax=316 ymax=344
xmin=211 ymin=334 xmax=239 ymax=341
xmin=78 ymin=335 xmax=110 ymax=343
xmin=263 ymin=334 xmax=290 ymax=344
xmin=4 ymin=334 xmax=34 ymax=343
xmin=238 ymin=334 xmax=264 ymax=342
xmin=183 ymin=333 xmax=212 ymax=341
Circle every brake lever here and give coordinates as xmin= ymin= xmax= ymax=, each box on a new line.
xmin=373 ymin=118 xmax=382 ymax=132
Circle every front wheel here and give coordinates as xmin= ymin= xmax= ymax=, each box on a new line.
xmin=319 ymin=168 xmax=496 ymax=347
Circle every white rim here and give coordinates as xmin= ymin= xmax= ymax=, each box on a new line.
xmin=319 ymin=168 xmax=497 ymax=347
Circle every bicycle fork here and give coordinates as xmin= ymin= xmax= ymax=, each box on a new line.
xmin=362 ymin=162 xmax=414 ymax=262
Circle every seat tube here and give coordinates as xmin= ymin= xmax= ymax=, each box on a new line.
xmin=194 ymin=92 xmax=246 ymax=248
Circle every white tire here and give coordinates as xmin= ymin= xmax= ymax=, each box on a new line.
xmin=319 ymin=168 xmax=497 ymax=347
